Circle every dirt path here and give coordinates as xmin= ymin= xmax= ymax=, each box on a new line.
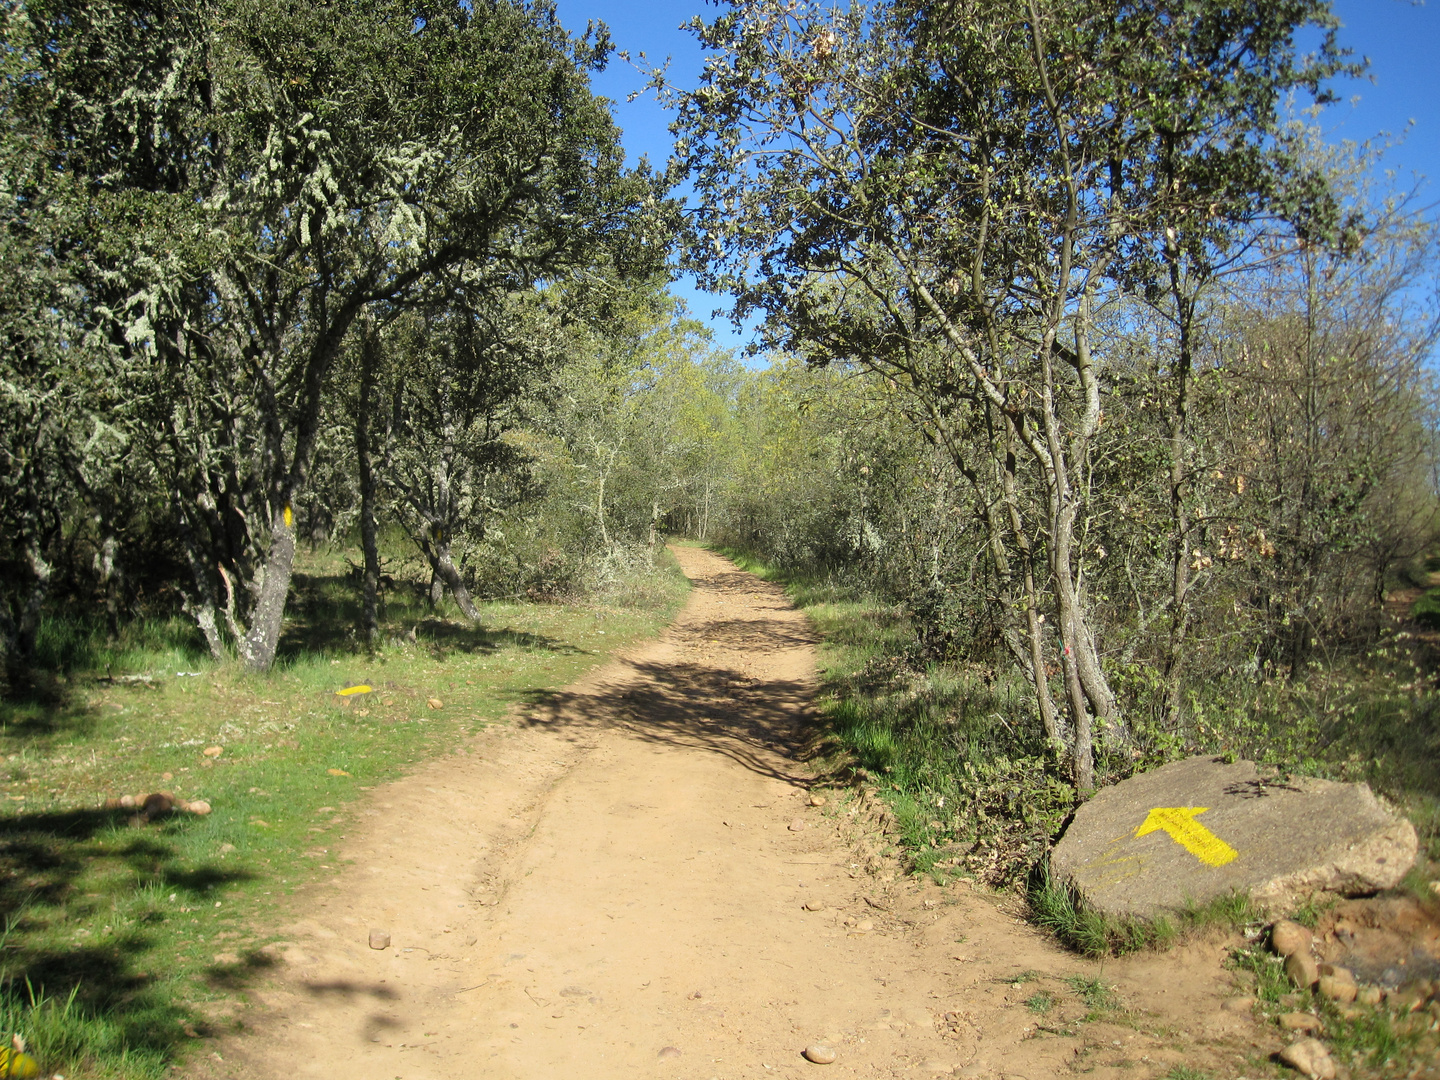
xmin=199 ymin=548 xmax=1266 ymax=1080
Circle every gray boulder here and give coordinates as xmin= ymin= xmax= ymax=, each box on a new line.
xmin=1049 ymin=756 xmax=1416 ymax=919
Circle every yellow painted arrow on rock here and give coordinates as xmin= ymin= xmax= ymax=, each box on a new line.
xmin=1134 ymin=806 xmax=1238 ymax=867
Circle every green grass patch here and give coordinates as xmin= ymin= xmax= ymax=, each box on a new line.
xmin=0 ymin=542 xmax=688 ymax=1079
xmin=1023 ymin=988 xmax=1056 ymax=1014
xmin=1064 ymin=974 xmax=1118 ymax=1012
xmin=1029 ymin=868 xmax=1261 ymax=958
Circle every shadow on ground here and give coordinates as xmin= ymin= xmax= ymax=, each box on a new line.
xmin=518 ymin=561 xmax=819 ymax=786
xmin=0 ymin=806 xmax=265 ymax=1051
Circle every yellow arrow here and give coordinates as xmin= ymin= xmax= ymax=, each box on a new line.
xmin=1134 ymin=806 xmax=1238 ymax=867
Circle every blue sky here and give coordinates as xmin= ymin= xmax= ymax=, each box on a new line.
xmin=552 ymin=0 xmax=1440 ymax=355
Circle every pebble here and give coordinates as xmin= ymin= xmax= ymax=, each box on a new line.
xmin=1317 ymin=975 xmax=1356 ymax=1003
xmin=804 ymin=900 xmax=827 ymax=912
xmin=427 ymin=698 xmax=443 ymax=710
xmin=809 ymin=794 xmax=827 ymax=807
xmin=657 ymin=1046 xmax=682 ymax=1060
xmin=802 ymin=1045 xmax=837 ymax=1064
xmin=1221 ymin=996 xmax=1256 ymax=1013
xmin=203 ymin=746 xmax=223 ymax=758
xmin=789 ymin=818 xmax=807 ymax=831
xmin=184 ymin=800 xmax=212 ymax=816
xmin=1356 ymin=985 xmax=1383 ymax=1006
xmin=1271 ymin=919 xmax=1312 ymax=958
xmin=1389 ymin=988 xmax=1426 ymax=1012
xmin=856 ymin=920 xmax=874 ymax=932
xmin=368 ymin=929 xmax=390 ymax=950
xmin=1278 ymin=1036 xmax=1336 ymax=1079
xmin=1278 ymin=1012 xmax=1322 ymax=1033
xmin=1285 ymin=951 xmax=1319 ymax=990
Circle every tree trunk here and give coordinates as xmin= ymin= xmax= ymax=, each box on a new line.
xmin=425 ymin=539 xmax=483 ymax=623
xmin=356 ymin=319 xmax=382 ymax=646
xmin=239 ymin=506 xmax=297 ymax=672
xmin=1162 ymin=253 xmax=1198 ymax=729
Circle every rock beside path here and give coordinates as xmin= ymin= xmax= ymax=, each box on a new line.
xmin=1050 ymin=756 xmax=1416 ymax=919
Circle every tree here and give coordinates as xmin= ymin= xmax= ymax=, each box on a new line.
xmin=5 ymin=0 xmax=667 ymax=669
xmin=668 ymin=0 xmax=1355 ymax=786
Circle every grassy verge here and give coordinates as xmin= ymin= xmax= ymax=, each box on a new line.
xmin=0 ymin=543 xmax=688 ymax=1079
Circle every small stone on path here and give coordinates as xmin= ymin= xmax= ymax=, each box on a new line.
xmin=802 ymin=1045 xmax=837 ymax=1064
xmin=789 ymin=818 xmax=806 ymax=831
xmin=1221 ymin=996 xmax=1256 ymax=1013
xmin=368 ymin=929 xmax=390 ymax=950
xmin=804 ymin=900 xmax=827 ymax=911
xmin=809 ymin=793 xmax=826 ymax=807
xmin=1278 ymin=1011 xmax=1322 ymax=1032
xmin=657 ymin=1046 xmax=682 ymax=1060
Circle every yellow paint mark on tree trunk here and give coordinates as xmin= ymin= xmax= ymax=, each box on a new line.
xmin=1134 ymin=806 xmax=1238 ymax=867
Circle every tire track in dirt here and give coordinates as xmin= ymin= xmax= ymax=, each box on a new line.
xmin=194 ymin=547 xmax=1270 ymax=1080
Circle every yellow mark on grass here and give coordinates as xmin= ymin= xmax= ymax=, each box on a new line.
xmin=335 ymin=684 xmax=372 ymax=696
xmin=1134 ymin=806 xmax=1238 ymax=867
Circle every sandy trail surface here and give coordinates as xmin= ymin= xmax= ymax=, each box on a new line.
xmin=200 ymin=547 xmax=1264 ymax=1080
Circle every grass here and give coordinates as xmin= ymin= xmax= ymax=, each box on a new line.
xmin=1064 ymin=974 xmax=1118 ymax=1012
xmin=1023 ymin=989 xmax=1056 ymax=1014
xmin=1226 ymin=941 xmax=1438 ymax=1074
xmin=0 ymin=540 xmax=689 ymax=1079
xmin=1029 ymin=868 xmax=1262 ymax=958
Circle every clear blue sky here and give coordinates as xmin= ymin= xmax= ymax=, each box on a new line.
xmin=552 ymin=0 xmax=1440 ymax=355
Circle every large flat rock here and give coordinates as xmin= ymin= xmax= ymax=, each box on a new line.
xmin=1050 ymin=756 xmax=1417 ymax=919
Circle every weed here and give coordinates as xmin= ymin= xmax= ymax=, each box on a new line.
xmin=1160 ymin=1068 xmax=1214 ymax=1080
xmin=1289 ymin=892 xmax=1337 ymax=929
xmin=1027 ymin=870 xmax=1170 ymax=957
xmin=1065 ymin=974 xmax=1117 ymax=1011
xmin=1321 ymin=999 xmax=1427 ymax=1072
xmin=1226 ymin=944 xmax=1291 ymax=1004
xmin=1177 ymin=889 xmax=1262 ymax=932
xmin=1023 ymin=989 xmax=1055 ymax=1014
